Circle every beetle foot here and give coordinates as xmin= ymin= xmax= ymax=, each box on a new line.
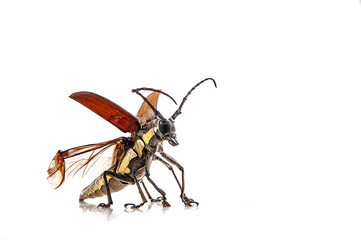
xmin=97 ymin=203 xmax=111 ymax=208
xmin=150 ymin=196 xmax=163 ymax=202
xmin=152 ymin=196 xmax=171 ymax=207
xmin=182 ymin=195 xmax=199 ymax=207
xmin=162 ymin=200 xmax=171 ymax=208
xmin=124 ymin=202 xmax=145 ymax=209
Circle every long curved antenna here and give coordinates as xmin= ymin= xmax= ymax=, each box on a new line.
xmin=133 ymin=88 xmax=177 ymax=105
xmin=171 ymin=78 xmax=217 ymax=120
xmin=132 ymin=88 xmax=177 ymax=120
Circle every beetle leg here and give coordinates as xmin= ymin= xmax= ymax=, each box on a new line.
xmin=144 ymin=159 xmax=171 ymax=207
xmin=140 ymin=180 xmax=161 ymax=202
xmin=96 ymin=171 xmax=133 ymax=208
xmin=145 ymin=171 xmax=171 ymax=208
xmin=142 ymin=154 xmax=170 ymax=207
xmin=96 ymin=172 xmax=113 ymax=208
xmin=154 ymin=155 xmax=182 ymax=189
xmin=124 ymin=170 xmax=147 ymax=209
xmin=158 ymin=150 xmax=199 ymax=207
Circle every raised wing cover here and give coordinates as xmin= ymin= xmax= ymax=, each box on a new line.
xmin=69 ymin=91 xmax=140 ymax=133
xmin=136 ymin=90 xmax=161 ymax=125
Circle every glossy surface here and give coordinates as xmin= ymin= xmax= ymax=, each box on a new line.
xmin=70 ymin=91 xmax=140 ymax=133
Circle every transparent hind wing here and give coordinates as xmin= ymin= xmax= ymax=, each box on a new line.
xmin=47 ymin=137 xmax=125 ymax=189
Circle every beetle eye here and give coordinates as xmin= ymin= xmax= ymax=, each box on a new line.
xmin=159 ymin=121 xmax=171 ymax=135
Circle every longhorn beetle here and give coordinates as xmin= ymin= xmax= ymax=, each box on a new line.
xmin=47 ymin=78 xmax=217 ymax=209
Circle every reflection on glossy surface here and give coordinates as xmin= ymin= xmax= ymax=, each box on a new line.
xmin=184 ymin=205 xmax=199 ymax=211
xmin=78 ymin=200 xmax=177 ymax=219
xmin=79 ymin=201 xmax=115 ymax=220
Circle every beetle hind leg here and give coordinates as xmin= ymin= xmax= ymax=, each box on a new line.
xmin=96 ymin=172 xmax=114 ymax=208
xmin=97 ymin=202 xmax=111 ymax=208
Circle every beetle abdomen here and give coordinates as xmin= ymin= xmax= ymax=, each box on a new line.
xmin=79 ymin=174 xmax=128 ymax=201
xmin=79 ymin=137 xmax=148 ymax=201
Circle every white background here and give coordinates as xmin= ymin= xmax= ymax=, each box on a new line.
xmin=1 ymin=0 xmax=361 ymax=239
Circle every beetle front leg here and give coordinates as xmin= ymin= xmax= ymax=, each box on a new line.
xmin=158 ymin=149 xmax=199 ymax=207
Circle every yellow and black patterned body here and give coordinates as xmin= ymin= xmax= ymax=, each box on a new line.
xmin=48 ymin=78 xmax=216 ymax=209
xmin=79 ymin=120 xmax=160 ymax=201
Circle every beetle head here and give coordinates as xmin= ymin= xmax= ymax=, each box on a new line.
xmin=155 ymin=118 xmax=178 ymax=146
xmin=132 ymin=78 xmax=217 ymax=147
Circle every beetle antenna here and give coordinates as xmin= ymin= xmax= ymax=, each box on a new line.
xmin=132 ymin=88 xmax=177 ymax=120
xmin=171 ymin=78 xmax=217 ymax=120
xmin=133 ymin=88 xmax=177 ymax=105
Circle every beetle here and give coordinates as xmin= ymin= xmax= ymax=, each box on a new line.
xmin=47 ymin=78 xmax=217 ymax=209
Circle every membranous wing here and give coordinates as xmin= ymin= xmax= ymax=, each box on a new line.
xmin=47 ymin=137 xmax=125 ymax=189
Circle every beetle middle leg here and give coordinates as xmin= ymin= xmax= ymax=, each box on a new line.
xmin=124 ymin=170 xmax=148 ymax=209
xmin=145 ymin=171 xmax=171 ymax=208
xmin=141 ymin=180 xmax=163 ymax=203
xmin=144 ymin=155 xmax=171 ymax=208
